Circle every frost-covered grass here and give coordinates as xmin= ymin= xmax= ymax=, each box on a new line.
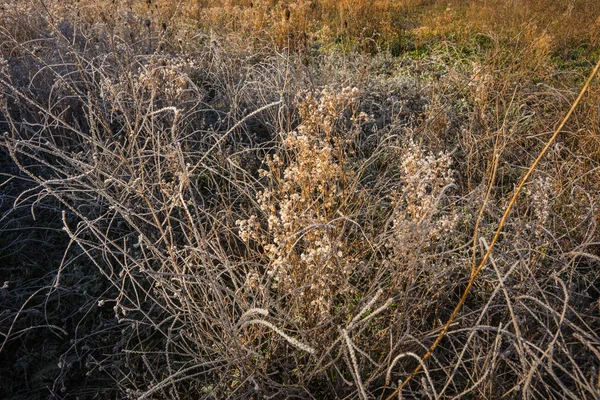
xmin=1 ymin=1 xmax=599 ymax=399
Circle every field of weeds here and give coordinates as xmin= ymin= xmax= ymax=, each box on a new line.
xmin=1 ymin=1 xmax=600 ymax=399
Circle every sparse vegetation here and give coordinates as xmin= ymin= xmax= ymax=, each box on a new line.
xmin=1 ymin=1 xmax=599 ymax=399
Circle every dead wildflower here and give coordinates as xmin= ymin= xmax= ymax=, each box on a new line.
xmin=243 ymin=87 xmax=363 ymax=317
xmin=527 ymin=175 xmax=554 ymax=242
xmin=386 ymin=141 xmax=457 ymax=266
xmin=136 ymin=57 xmax=194 ymax=100
xmin=470 ymin=62 xmax=493 ymax=107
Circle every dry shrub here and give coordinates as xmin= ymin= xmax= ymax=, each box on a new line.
xmin=247 ymin=88 xmax=365 ymax=317
xmin=385 ymin=141 xmax=457 ymax=270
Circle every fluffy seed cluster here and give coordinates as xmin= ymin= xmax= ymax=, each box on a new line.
xmin=138 ymin=57 xmax=195 ymax=101
xmin=470 ymin=62 xmax=494 ymax=108
xmin=239 ymin=87 xmax=364 ymax=317
xmin=528 ymin=175 xmax=554 ymax=242
xmin=99 ymin=56 xmax=195 ymax=104
xmin=386 ymin=141 xmax=457 ymax=266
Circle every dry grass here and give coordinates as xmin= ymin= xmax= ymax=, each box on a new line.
xmin=1 ymin=0 xmax=599 ymax=399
